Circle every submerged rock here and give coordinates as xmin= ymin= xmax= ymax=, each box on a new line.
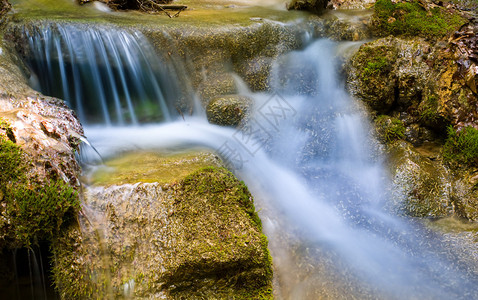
xmin=53 ymin=165 xmax=273 ymax=299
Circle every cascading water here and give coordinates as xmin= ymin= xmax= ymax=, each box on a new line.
xmin=21 ymin=24 xmax=182 ymax=125
xmin=23 ymin=25 xmax=478 ymax=299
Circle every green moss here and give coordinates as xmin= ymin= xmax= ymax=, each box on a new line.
xmin=167 ymin=166 xmax=273 ymax=298
xmin=375 ymin=115 xmax=405 ymax=143
xmin=362 ymin=56 xmax=389 ymax=80
xmin=355 ymin=45 xmax=395 ymax=82
xmin=182 ymin=166 xmax=263 ymax=232
xmin=0 ymin=123 xmax=79 ymax=248
xmin=373 ymin=0 xmax=467 ymax=39
xmin=443 ymin=126 xmax=478 ymax=167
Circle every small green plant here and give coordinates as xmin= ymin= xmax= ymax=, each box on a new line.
xmin=443 ymin=126 xmax=478 ymax=167
xmin=373 ymin=0 xmax=467 ymax=39
xmin=375 ymin=115 xmax=406 ymax=143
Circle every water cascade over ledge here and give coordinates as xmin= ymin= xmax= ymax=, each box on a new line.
xmin=22 ymin=24 xmax=478 ymax=299
xmin=20 ymin=24 xmax=182 ymax=125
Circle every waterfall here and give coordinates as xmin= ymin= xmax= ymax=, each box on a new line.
xmin=81 ymin=39 xmax=478 ymax=299
xmin=21 ymin=24 xmax=182 ymax=125
xmin=23 ymin=23 xmax=478 ymax=298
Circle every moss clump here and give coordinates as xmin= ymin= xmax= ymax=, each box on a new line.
xmin=375 ymin=115 xmax=406 ymax=143
xmin=0 ymin=120 xmax=79 ymax=248
xmin=354 ymin=44 xmax=395 ymax=83
xmin=362 ymin=56 xmax=390 ymax=81
xmin=373 ymin=0 xmax=467 ymax=39
xmin=443 ymin=126 xmax=478 ymax=167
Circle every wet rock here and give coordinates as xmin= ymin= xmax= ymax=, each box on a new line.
xmin=206 ymin=94 xmax=253 ymax=127
xmin=287 ymin=0 xmax=328 ymax=14
xmin=53 ymin=166 xmax=272 ymax=299
xmin=452 ymin=170 xmax=478 ymax=220
xmin=387 ymin=140 xmax=453 ymax=218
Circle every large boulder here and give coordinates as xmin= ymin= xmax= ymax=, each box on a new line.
xmin=53 ymin=161 xmax=273 ymax=299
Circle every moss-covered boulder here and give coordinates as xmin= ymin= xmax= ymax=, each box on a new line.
xmin=347 ymin=36 xmax=454 ymax=135
xmin=0 ymin=131 xmax=79 ymax=248
xmin=206 ymin=94 xmax=252 ymax=127
xmin=53 ymin=158 xmax=272 ymax=299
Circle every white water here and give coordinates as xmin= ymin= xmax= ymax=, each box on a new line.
xmin=80 ymin=40 xmax=478 ymax=299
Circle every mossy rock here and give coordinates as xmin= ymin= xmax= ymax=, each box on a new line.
xmin=347 ymin=37 xmax=398 ymax=113
xmin=206 ymin=94 xmax=253 ymax=127
xmin=372 ymin=0 xmax=468 ymax=39
xmin=0 ymin=123 xmax=79 ymax=249
xmin=52 ymin=163 xmax=272 ymax=299
xmin=452 ymin=170 xmax=478 ymax=221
